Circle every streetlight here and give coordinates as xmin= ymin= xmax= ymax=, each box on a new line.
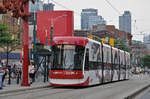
xmin=44 ymin=27 xmax=48 ymax=47
xmin=33 ymin=2 xmax=37 ymax=61
xmin=50 ymin=14 xmax=67 ymax=49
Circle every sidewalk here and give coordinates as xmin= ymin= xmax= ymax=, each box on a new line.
xmin=0 ymin=81 xmax=50 ymax=94
xmin=125 ymin=73 xmax=150 ymax=99
xmin=0 ymin=74 xmax=50 ymax=94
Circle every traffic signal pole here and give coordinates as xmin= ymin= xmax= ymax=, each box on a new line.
xmin=21 ymin=1 xmax=30 ymax=86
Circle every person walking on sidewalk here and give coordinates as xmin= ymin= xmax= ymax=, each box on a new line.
xmin=29 ymin=62 xmax=36 ymax=84
xmin=0 ymin=65 xmax=6 ymax=87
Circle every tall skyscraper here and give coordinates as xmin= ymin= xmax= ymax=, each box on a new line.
xmin=81 ymin=8 xmax=106 ymax=30
xmin=119 ymin=11 xmax=131 ymax=33
xmin=43 ymin=3 xmax=54 ymax=11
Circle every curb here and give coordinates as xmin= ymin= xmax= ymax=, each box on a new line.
xmin=124 ymin=84 xmax=150 ymax=99
xmin=0 ymin=85 xmax=51 ymax=94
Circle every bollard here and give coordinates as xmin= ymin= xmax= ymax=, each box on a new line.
xmin=8 ymin=65 xmax=11 ymax=85
xmin=16 ymin=71 xmax=19 ymax=84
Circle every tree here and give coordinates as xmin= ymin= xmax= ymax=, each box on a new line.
xmin=0 ymin=24 xmax=21 ymax=66
xmin=114 ymin=39 xmax=130 ymax=52
xmin=141 ymin=55 xmax=150 ymax=68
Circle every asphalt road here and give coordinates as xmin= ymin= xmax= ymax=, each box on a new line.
xmin=0 ymin=74 xmax=150 ymax=99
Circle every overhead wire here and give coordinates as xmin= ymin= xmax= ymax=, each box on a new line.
xmin=104 ymin=0 xmax=121 ymax=15
xmin=50 ymin=0 xmax=149 ymax=36
xmin=51 ymin=0 xmax=81 ymax=16
xmin=104 ymin=0 xmax=144 ymax=37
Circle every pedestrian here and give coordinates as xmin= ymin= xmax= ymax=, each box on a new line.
xmin=0 ymin=66 xmax=4 ymax=89
xmin=2 ymin=66 xmax=7 ymax=86
xmin=29 ymin=62 xmax=35 ymax=84
xmin=0 ymin=65 xmax=6 ymax=87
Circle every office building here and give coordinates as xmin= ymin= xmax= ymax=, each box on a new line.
xmin=81 ymin=8 xmax=106 ymax=30
xmin=144 ymin=34 xmax=150 ymax=50
xmin=29 ymin=0 xmax=43 ymax=13
xmin=43 ymin=3 xmax=54 ymax=11
xmin=119 ymin=11 xmax=131 ymax=33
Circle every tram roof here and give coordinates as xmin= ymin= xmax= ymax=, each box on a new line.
xmin=53 ymin=36 xmax=89 ymax=46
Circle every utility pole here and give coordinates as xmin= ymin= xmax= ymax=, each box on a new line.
xmin=21 ymin=1 xmax=30 ymax=86
xmin=33 ymin=2 xmax=37 ymax=62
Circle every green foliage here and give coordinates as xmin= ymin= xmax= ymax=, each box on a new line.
xmin=141 ymin=55 xmax=150 ymax=68
xmin=95 ymin=38 xmax=102 ymax=43
xmin=0 ymin=24 xmax=8 ymax=32
xmin=0 ymin=23 xmax=21 ymax=66
xmin=114 ymin=39 xmax=130 ymax=52
xmin=0 ymin=24 xmax=21 ymax=52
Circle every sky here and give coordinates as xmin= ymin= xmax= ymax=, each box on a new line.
xmin=43 ymin=0 xmax=150 ymax=41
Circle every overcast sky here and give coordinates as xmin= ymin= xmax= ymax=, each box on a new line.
xmin=44 ymin=0 xmax=150 ymax=41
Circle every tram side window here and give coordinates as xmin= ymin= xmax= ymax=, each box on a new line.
xmin=89 ymin=61 xmax=99 ymax=70
xmin=84 ymin=49 xmax=89 ymax=70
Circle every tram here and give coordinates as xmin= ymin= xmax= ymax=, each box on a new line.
xmin=49 ymin=36 xmax=130 ymax=86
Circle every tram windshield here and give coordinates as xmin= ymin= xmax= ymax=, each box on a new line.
xmin=51 ymin=44 xmax=85 ymax=70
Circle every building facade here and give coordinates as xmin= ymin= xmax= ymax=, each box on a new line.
xmin=74 ymin=24 xmax=132 ymax=47
xmin=43 ymin=3 xmax=54 ymax=11
xmin=143 ymin=34 xmax=150 ymax=50
xmin=0 ymin=0 xmax=23 ymax=61
xmin=29 ymin=0 xmax=43 ymax=13
xmin=119 ymin=11 xmax=131 ymax=33
xmin=37 ymin=11 xmax=74 ymax=45
xmin=81 ymin=8 xmax=106 ymax=30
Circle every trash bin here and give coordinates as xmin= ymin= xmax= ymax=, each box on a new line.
xmin=0 ymin=74 xmax=3 ymax=89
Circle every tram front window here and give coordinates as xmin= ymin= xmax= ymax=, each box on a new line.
xmin=51 ymin=45 xmax=85 ymax=70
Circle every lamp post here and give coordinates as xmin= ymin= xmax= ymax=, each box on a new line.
xmin=33 ymin=2 xmax=37 ymax=62
xmin=46 ymin=29 xmax=48 ymax=46
xmin=44 ymin=27 xmax=48 ymax=47
xmin=50 ymin=14 xmax=67 ymax=49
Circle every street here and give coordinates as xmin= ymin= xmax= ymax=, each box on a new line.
xmin=0 ymin=74 xmax=150 ymax=99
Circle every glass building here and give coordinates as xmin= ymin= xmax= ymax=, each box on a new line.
xmin=29 ymin=0 xmax=43 ymax=13
xmin=119 ymin=11 xmax=131 ymax=33
xmin=43 ymin=3 xmax=54 ymax=11
xmin=81 ymin=8 xmax=106 ymax=30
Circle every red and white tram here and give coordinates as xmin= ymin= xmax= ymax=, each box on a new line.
xmin=49 ymin=37 xmax=130 ymax=86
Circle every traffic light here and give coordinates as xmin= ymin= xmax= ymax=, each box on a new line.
xmin=101 ymin=38 xmax=106 ymax=43
xmin=88 ymin=35 xmax=93 ymax=39
xmin=109 ymin=38 xmax=114 ymax=47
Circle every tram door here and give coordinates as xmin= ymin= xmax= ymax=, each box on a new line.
xmin=84 ymin=49 xmax=89 ymax=71
xmin=84 ymin=49 xmax=89 ymax=83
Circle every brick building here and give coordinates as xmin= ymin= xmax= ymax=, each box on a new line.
xmin=0 ymin=0 xmax=24 ymax=61
xmin=74 ymin=24 xmax=132 ymax=47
